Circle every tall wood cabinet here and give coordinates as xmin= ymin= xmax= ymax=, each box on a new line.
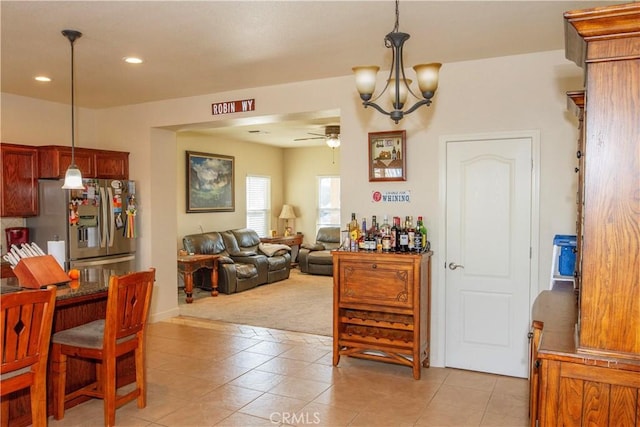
xmin=0 ymin=143 xmax=39 ymax=217
xmin=531 ymin=4 xmax=640 ymax=426
xmin=332 ymin=250 xmax=432 ymax=379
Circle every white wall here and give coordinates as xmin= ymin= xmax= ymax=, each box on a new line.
xmin=2 ymin=49 xmax=583 ymax=365
xmin=176 ymin=132 xmax=285 ymax=245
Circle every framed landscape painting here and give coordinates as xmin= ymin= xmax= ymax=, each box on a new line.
xmin=368 ymin=130 xmax=407 ymax=181
xmin=186 ymin=151 xmax=235 ymax=212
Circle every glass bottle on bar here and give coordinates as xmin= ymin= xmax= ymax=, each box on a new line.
xmin=380 ymin=215 xmax=391 ymax=238
xmin=390 ymin=217 xmax=399 ymax=252
xmin=414 ymin=221 xmax=423 ymax=253
xmin=398 ymin=217 xmax=409 ymax=252
xmin=358 ymin=217 xmax=367 ymax=250
xmin=417 ymin=216 xmax=428 ymax=251
xmin=349 ymin=213 xmax=359 ymax=250
xmin=406 ymin=216 xmax=415 ymax=252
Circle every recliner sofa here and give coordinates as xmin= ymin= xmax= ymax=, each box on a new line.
xmin=182 ymin=228 xmax=291 ymax=294
xmin=298 ymin=226 xmax=341 ymax=276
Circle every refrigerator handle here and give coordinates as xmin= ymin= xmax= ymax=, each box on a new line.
xmin=99 ymin=186 xmax=108 ymax=248
xmin=108 ymin=187 xmax=115 ymax=247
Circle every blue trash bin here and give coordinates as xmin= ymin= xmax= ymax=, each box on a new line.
xmin=554 ymin=235 xmax=577 ymax=276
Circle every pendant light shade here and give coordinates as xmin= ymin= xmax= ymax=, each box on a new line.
xmin=62 ymin=167 xmax=83 ymax=189
xmin=61 ymin=29 xmax=84 ymax=190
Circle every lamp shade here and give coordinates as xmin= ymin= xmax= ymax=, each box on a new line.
xmin=61 ymin=165 xmax=84 ymax=189
xmin=278 ymin=204 xmax=296 ymax=220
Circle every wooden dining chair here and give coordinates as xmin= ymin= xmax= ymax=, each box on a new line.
xmin=50 ymin=268 xmax=155 ymax=427
xmin=1 ymin=285 xmax=57 ymax=427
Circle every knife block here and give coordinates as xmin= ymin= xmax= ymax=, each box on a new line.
xmin=13 ymin=255 xmax=70 ymax=288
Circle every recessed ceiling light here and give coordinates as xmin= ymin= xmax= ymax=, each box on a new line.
xmin=34 ymin=76 xmax=51 ymax=82
xmin=123 ymin=57 xmax=143 ymax=64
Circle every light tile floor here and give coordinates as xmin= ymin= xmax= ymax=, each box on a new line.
xmin=48 ymin=317 xmax=529 ymax=426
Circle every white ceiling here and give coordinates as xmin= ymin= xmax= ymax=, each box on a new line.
xmin=1 ymin=0 xmax=616 ymax=146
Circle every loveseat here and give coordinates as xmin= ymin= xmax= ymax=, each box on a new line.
xmin=182 ymin=228 xmax=291 ymax=294
xmin=298 ymin=226 xmax=341 ymax=276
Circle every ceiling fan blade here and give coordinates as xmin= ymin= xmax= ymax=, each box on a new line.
xmin=294 ymin=136 xmax=325 ymax=141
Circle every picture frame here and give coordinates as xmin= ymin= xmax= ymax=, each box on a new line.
xmin=186 ymin=151 xmax=235 ymax=213
xmin=368 ymin=130 xmax=407 ymax=182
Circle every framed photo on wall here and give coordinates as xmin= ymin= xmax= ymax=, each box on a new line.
xmin=186 ymin=151 xmax=235 ymax=212
xmin=368 ymin=130 xmax=406 ymax=181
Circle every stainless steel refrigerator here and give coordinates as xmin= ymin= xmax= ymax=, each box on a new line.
xmin=27 ymin=178 xmax=137 ymax=271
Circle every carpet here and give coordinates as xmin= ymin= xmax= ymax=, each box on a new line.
xmin=178 ymin=268 xmax=333 ymax=336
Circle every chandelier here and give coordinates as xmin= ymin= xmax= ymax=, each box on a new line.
xmin=353 ymin=0 xmax=441 ymax=124
xmin=61 ymin=29 xmax=84 ymax=190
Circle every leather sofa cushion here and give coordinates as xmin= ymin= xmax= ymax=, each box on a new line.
xmin=267 ymin=255 xmax=288 ymax=271
xmin=307 ymin=250 xmax=333 ymax=265
xmin=236 ymin=264 xmax=258 ymax=279
xmin=183 ymin=232 xmax=227 ymax=255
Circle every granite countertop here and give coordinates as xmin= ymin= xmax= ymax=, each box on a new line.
xmin=1 ymin=267 xmax=127 ymax=301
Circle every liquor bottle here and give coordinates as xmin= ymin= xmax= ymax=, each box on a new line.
xmin=371 ymin=215 xmax=377 ymax=236
xmin=358 ymin=218 xmax=367 ymax=250
xmin=414 ymin=223 xmax=423 ymax=253
xmin=349 ymin=213 xmax=360 ymax=250
xmin=390 ymin=217 xmax=399 ymax=251
xmin=398 ymin=217 xmax=409 ymax=252
xmin=382 ymin=233 xmax=392 ymax=252
xmin=417 ymin=216 xmax=428 ymax=251
xmin=406 ymin=216 xmax=415 ymax=252
xmin=380 ymin=215 xmax=391 ymax=238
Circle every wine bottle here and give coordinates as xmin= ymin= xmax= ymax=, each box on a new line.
xmin=390 ymin=217 xmax=399 ymax=252
xmin=398 ymin=217 xmax=409 ymax=252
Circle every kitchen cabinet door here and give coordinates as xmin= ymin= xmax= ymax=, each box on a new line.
xmin=38 ymin=145 xmax=95 ymax=178
xmin=1 ymin=143 xmax=38 ymax=217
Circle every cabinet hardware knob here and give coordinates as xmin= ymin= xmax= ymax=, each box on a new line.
xmin=371 ymin=264 xmax=377 ymax=269
xmin=575 ymin=167 xmax=580 ymax=173
xmin=527 ymin=332 xmax=534 ymax=339
xmin=577 ymin=150 xmax=582 ymax=158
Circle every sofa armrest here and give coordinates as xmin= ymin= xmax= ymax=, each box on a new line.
xmin=301 ymin=243 xmax=325 ymax=251
xmin=234 ymin=250 xmax=257 ymax=257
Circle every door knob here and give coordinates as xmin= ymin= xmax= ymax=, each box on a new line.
xmin=448 ymin=262 xmax=464 ymax=270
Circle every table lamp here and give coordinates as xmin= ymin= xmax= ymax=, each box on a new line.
xmin=279 ymin=204 xmax=296 ymax=236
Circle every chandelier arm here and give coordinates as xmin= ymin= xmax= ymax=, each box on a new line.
xmin=402 ymin=99 xmax=433 ymax=116
xmin=362 ymin=101 xmax=392 ymax=117
xmin=400 ymin=59 xmax=422 ymax=101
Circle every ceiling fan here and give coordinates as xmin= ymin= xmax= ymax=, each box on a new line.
xmin=294 ymin=125 xmax=340 ymax=148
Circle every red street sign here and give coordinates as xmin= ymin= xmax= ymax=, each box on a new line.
xmin=211 ymin=99 xmax=255 ymax=115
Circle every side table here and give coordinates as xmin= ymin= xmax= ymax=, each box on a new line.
xmin=177 ymin=254 xmax=220 ymax=303
xmin=260 ymin=234 xmax=303 ymax=266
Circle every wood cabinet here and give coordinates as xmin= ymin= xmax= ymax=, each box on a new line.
xmin=38 ymin=145 xmax=129 ymax=180
xmin=332 ymin=250 xmax=432 ymax=379
xmin=567 ymin=91 xmax=585 ymax=292
xmin=531 ymin=4 xmax=640 ymax=426
xmin=1 ymin=143 xmax=39 ymax=217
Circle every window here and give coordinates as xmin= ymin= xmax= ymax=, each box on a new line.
xmin=246 ymin=175 xmax=271 ymax=237
xmin=317 ymin=176 xmax=340 ymax=233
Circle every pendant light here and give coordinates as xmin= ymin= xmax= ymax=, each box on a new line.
xmin=61 ymin=29 xmax=84 ymax=190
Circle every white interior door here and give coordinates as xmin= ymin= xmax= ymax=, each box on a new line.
xmin=445 ymin=135 xmax=533 ymax=378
